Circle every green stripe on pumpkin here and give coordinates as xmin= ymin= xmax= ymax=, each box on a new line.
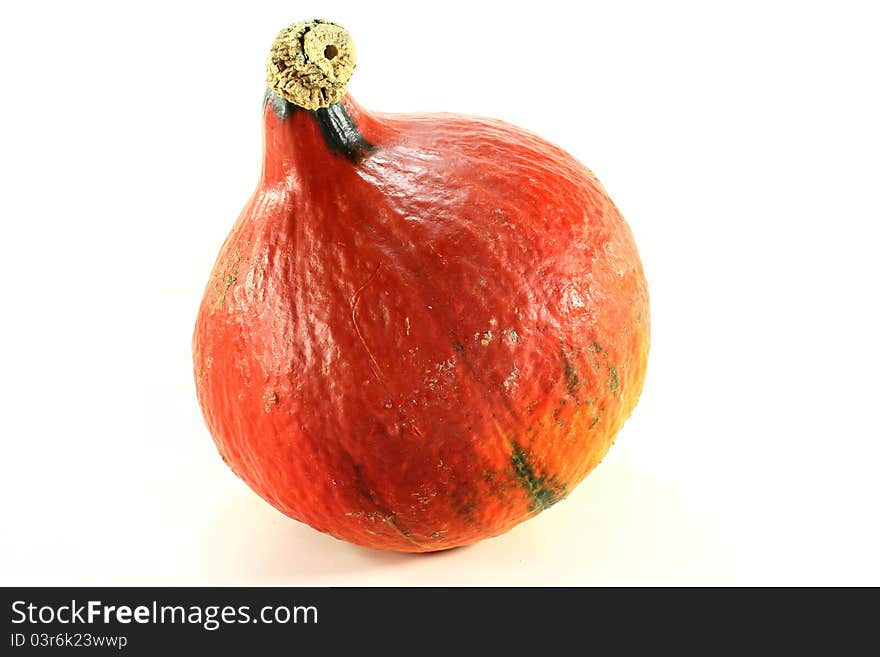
xmin=511 ymin=443 xmax=566 ymax=512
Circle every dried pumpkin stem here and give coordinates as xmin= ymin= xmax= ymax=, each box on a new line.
xmin=267 ymin=19 xmax=356 ymax=111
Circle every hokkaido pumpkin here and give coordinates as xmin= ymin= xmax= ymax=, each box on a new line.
xmin=193 ymin=19 xmax=650 ymax=552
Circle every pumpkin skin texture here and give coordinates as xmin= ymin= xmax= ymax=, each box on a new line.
xmin=193 ymin=88 xmax=649 ymax=552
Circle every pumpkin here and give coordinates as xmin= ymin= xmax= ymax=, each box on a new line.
xmin=193 ymin=19 xmax=650 ymax=552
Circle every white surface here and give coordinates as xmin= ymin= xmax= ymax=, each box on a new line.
xmin=1 ymin=0 xmax=879 ymax=586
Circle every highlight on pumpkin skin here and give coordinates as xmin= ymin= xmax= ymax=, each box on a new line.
xmin=267 ymin=19 xmax=357 ymax=110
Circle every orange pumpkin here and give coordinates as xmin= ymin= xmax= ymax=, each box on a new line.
xmin=193 ymin=19 xmax=649 ymax=551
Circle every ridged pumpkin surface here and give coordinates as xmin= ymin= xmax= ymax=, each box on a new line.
xmin=193 ymin=94 xmax=649 ymax=552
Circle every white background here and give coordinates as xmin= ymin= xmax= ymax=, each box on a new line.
xmin=1 ymin=0 xmax=878 ymax=585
